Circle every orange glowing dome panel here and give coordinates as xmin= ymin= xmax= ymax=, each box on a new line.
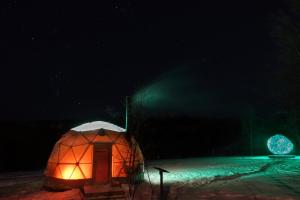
xmin=45 ymin=130 xmax=143 ymax=180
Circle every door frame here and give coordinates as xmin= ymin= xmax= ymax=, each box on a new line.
xmin=93 ymin=142 xmax=112 ymax=184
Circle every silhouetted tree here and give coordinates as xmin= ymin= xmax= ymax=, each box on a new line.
xmin=271 ymin=0 xmax=300 ymax=112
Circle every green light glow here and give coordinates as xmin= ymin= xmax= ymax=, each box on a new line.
xmin=145 ymin=157 xmax=272 ymax=185
xmin=267 ymin=134 xmax=294 ymax=155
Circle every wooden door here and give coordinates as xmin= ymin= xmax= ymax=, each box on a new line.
xmin=93 ymin=143 xmax=112 ymax=184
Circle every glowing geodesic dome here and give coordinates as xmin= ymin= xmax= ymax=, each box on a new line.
xmin=44 ymin=121 xmax=143 ymax=183
xmin=267 ymin=134 xmax=294 ymax=155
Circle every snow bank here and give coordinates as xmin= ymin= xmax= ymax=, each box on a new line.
xmin=145 ymin=157 xmax=272 ymax=186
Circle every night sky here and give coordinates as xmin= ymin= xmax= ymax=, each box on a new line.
xmin=1 ymin=0 xmax=282 ymax=121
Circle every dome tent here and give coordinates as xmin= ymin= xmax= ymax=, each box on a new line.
xmin=44 ymin=121 xmax=144 ymax=189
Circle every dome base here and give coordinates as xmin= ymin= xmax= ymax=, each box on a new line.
xmin=268 ymin=155 xmax=295 ymax=159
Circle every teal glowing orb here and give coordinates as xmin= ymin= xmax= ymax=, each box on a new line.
xmin=267 ymin=134 xmax=294 ymax=155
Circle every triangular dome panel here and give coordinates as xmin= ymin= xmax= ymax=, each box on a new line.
xmin=83 ymin=133 xmax=97 ymax=142
xmin=59 ymin=145 xmax=71 ymax=161
xmin=115 ymin=137 xmax=128 ymax=145
xmin=80 ymin=163 xmax=92 ymax=178
xmin=60 ymin=149 xmax=76 ymax=163
xmin=53 ymin=165 xmax=62 ymax=179
xmin=80 ymin=145 xmax=93 ymax=163
xmin=73 ymin=134 xmax=88 ymax=146
xmin=70 ymin=166 xmax=84 ymax=179
xmin=60 ymin=134 xmax=77 ymax=146
xmin=107 ymin=133 xmax=120 ymax=142
xmin=59 ymin=164 xmax=76 ymax=179
xmin=72 ymin=144 xmax=88 ymax=162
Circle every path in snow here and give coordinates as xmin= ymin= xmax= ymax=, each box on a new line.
xmin=1 ymin=157 xmax=300 ymax=200
xmin=140 ymin=156 xmax=300 ymax=200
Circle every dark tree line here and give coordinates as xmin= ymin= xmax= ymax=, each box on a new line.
xmin=271 ymin=0 xmax=300 ymax=112
xmin=241 ymin=0 xmax=300 ymax=155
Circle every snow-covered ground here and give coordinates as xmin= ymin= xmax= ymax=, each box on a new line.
xmin=139 ymin=156 xmax=300 ymax=200
xmin=1 ymin=157 xmax=300 ymax=199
